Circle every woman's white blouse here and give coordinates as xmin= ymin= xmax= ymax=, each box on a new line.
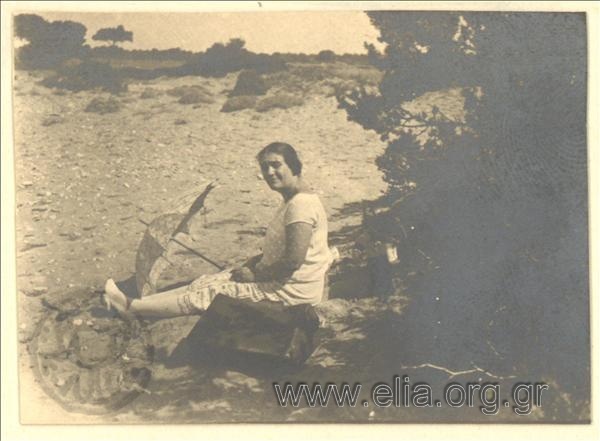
xmin=260 ymin=192 xmax=333 ymax=304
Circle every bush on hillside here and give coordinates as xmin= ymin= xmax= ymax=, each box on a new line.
xmin=140 ymin=88 xmax=161 ymax=99
xmin=178 ymin=88 xmax=214 ymax=105
xmin=317 ymin=49 xmax=336 ymax=62
xmin=41 ymin=58 xmax=127 ymax=94
xmin=84 ymin=96 xmax=122 ymax=114
xmin=339 ymin=12 xmax=589 ymax=419
xmin=220 ymin=95 xmax=257 ymax=113
xmin=180 ymin=39 xmax=287 ymax=78
xmin=166 ymin=85 xmax=213 ymax=104
xmin=255 ymin=94 xmax=303 ymax=112
xmin=229 ymin=70 xmax=269 ymax=96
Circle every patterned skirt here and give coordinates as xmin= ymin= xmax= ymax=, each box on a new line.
xmin=183 ymin=270 xmax=289 ymax=313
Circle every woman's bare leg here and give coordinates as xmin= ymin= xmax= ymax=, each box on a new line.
xmin=104 ymin=279 xmax=200 ymax=319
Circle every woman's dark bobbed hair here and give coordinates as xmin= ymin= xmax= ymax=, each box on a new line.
xmin=256 ymin=142 xmax=302 ymax=176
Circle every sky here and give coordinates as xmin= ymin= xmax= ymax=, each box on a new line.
xmin=36 ymin=11 xmax=383 ymax=54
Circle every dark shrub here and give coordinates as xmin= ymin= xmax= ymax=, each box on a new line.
xmin=41 ymin=58 xmax=127 ymax=94
xmin=179 ymin=39 xmax=287 ymax=78
xmin=255 ymin=94 xmax=303 ymax=112
xmin=14 ymin=14 xmax=88 ymax=70
xmin=140 ymin=88 xmax=161 ymax=99
xmin=317 ymin=49 xmax=336 ymax=62
xmin=221 ymin=95 xmax=257 ymax=113
xmin=84 ymin=97 xmax=121 ymax=114
xmin=339 ymin=12 xmax=589 ymax=418
xmin=229 ymin=70 xmax=269 ymax=97
xmin=166 ymin=85 xmax=209 ymax=97
xmin=166 ymin=85 xmax=213 ymax=104
xmin=178 ymin=89 xmax=214 ymax=105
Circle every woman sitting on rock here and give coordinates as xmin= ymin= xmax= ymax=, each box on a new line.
xmin=104 ymin=142 xmax=334 ymax=319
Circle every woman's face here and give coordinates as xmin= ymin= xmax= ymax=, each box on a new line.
xmin=259 ymin=152 xmax=297 ymax=192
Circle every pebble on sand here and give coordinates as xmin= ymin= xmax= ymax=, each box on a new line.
xmin=23 ymin=287 xmax=48 ymax=297
xmin=21 ymin=242 xmax=48 ymax=252
xmin=42 ymin=114 xmax=64 ymax=127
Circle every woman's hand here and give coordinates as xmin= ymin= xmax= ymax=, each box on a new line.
xmin=230 ymin=266 xmax=256 ymax=283
xmin=243 ymin=254 xmax=263 ymax=271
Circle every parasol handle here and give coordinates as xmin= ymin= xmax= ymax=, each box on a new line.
xmin=168 ymin=236 xmax=225 ymax=271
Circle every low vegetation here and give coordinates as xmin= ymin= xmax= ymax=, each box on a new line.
xmin=220 ymin=95 xmax=257 ymax=113
xmin=255 ymin=94 xmax=304 ymax=112
xmin=229 ymin=70 xmax=270 ymax=96
xmin=140 ymin=88 xmax=161 ymax=99
xmin=166 ymin=85 xmax=214 ymax=105
xmin=84 ymin=96 xmax=122 ymax=114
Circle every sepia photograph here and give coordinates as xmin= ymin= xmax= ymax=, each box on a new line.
xmin=1 ymin=1 xmax=597 ymax=436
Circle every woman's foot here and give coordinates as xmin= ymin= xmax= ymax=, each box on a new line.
xmin=104 ymin=279 xmax=136 ymax=320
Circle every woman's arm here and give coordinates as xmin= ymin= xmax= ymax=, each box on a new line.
xmin=254 ymin=222 xmax=312 ymax=282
